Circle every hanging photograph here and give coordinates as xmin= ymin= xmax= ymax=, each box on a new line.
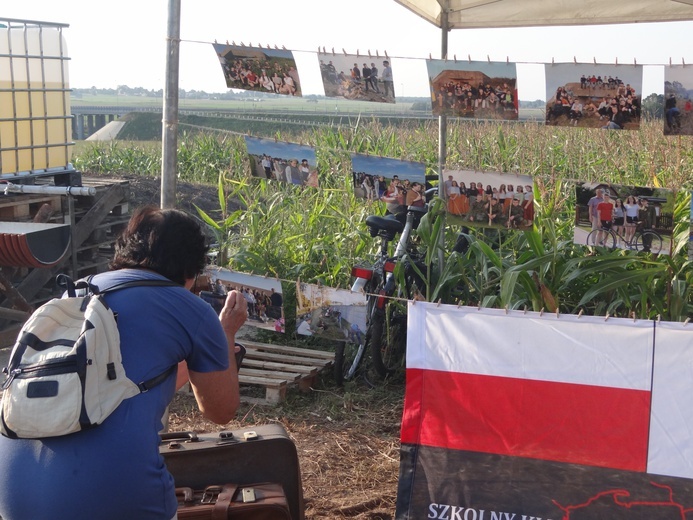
xmin=545 ymin=63 xmax=643 ymax=130
xmin=197 ymin=267 xmax=285 ymax=333
xmin=212 ymin=43 xmax=301 ymax=97
xmin=426 ymin=60 xmax=518 ymax=120
xmin=442 ymin=169 xmax=534 ymax=231
xmin=573 ymin=182 xmax=675 ymax=255
xmin=351 ymin=153 xmax=427 ymax=213
xmin=245 ymin=136 xmax=319 ymax=188
xmin=295 ymin=282 xmax=367 ymax=343
xmin=664 ymin=65 xmax=693 ymax=136
xmin=318 ymin=52 xmax=395 ymax=103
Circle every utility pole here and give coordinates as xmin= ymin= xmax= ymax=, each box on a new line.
xmin=161 ymin=0 xmax=180 ymax=209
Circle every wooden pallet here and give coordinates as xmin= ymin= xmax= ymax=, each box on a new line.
xmin=238 ymin=340 xmax=335 ymax=405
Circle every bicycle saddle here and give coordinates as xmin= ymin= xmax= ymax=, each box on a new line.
xmin=366 ymin=214 xmax=405 ymax=237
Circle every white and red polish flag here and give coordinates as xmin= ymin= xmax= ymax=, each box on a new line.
xmin=396 ymin=302 xmax=693 ymax=520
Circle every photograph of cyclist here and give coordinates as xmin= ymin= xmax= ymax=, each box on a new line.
xmin=245 ymin=136 xmax=319 ymax=188
xmin=573 ymin=182 xmax=675 ymax=255
xmin=664 ymin=65 xmax=693 ymax=136
xmin=443 ymin=168 xmax=535 ymax=231
xmin=295 ymin=282 xmax=367 ymax=342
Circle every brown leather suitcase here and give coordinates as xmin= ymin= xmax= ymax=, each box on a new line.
xmin=160 ymin=424 xmax=304 ymax=520
xmin=176 ymin=482 xmax=291 ymax=519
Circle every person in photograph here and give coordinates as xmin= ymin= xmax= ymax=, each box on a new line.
xmin=300 ymin=159 xmax=311 ymax=184
xmin=446 ymin=180 xmax=463 ymax=215
xmin=467 ymin=193 xmax=487 ymax=223
xmin=498 ymin=184 xmax=507 ymax=207
xmin=523 ymin=185 xmax=534 ymax=223
xmin=362 ymin=175 xmax=375 ymax=200
xmin=505 ymin=185 xmax=514 ymax=209
xmin=444 ymin=175 xmax=454 ymax=198
xmin=381 ymin=61 xmax=394 ymax=97
xmin=306 ymin=169 xmax=319 ymax=188
xmin=351 ymin=63 xmax=361 ymax=83
xmin=261 ymin=155 xmax=272 ymax=178
xmin=458 ymin=182 xmax=469 ymax=215
xmin=637 ymin=198 xmax=657 ymax=252
xmin=583 ymin=99 xmax=598 ymax=118
xmin=297 ymin=316 xmax=314 ymax=336
xmin=381 ymin=181 xmax=404 ymax=215
xmin=595 ymin=193 xmax=614 ymax=245
xmin=602 ymin=104 xmax=627 ymax=130
xmin=260 ymin=70 xmax=274 ymax=92
xmin=507 ymin=197 xmax=525 ymax=229
xmin=623 ymin=194 xmax=639 ymax=244
xmin=407 ymin=182 xmax=425 ymax=208
xmin=467 ymin=181 xmax=477 ymax=199
xmin=569 ymin=99 xmax=583 ymax=125
xmin=587 ymin=189 xmax=604 ymax=230
xmin=285 ymin=159 xmax=302 ymax=185
xmin=370 ymin=63 xmax=381 ymax=93
xmin=362 ymin=63 xmax=374 ymax=92
xmin=268 ymin=288 xmax=283 ymax=320
xmin=485 ymin=197 xmax=501 ymax=225
xmin=612 ymin=198 xmax=625 ymax=244
xmin=484 ymin=184 xmax=493 ymax=201
xmin=665 ymin=94 xmax=680 ymax=130
xmin=515 ymin=185 xmax=524 ymax=201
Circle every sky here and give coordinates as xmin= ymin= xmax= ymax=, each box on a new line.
xmin=3 ymin=0 xmax=693 ymax=100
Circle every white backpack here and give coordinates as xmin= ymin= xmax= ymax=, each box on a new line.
xmin=0 ymin=275 xmax=177 ymax=439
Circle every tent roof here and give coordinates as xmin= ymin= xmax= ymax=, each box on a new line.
xmin=394 ymin=0 xmax=693 ymax=29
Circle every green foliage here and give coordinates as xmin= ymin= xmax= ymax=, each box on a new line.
xmin=74 ymin=118 xmax=693 ymax=321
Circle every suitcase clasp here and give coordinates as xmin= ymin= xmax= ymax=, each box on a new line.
xmin=201 ymin=485 xmax=222 ymax=504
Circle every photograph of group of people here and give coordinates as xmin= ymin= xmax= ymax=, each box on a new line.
xmin=198 ymin=267 xmax=285 ymax=333
xmin=213 ymin=44 xmax=302 ymax=97
xmin=443 ymin=169 xmax=535 ymax=230
xmin=318 ymin=53 xmax=395 ymax=103
xmin=427 ymin=60 xmax=518 ymax=120
xmin=245 ymin=136 xmax=319 ymax=188
xmin=295 ymin=282 xmax=367 ymax=343
xmin=573 ymin=182 xmax=675 ymax=255
xmin=664 ymin=65 xmax=693 ymax=136
xmin=351 ymin=154 xmax=427 ymax=213
xmin=545 ymin=64 xmax=643 ymax=130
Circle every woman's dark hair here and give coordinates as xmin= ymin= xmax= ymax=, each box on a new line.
xmin=110 ymin=205 xmax=209 ymax=284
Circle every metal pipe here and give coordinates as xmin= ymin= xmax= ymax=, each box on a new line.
xmin=161 ymin=0 xmax=180 ymax=209
xmin=3 ymin=182 xmax=95 ymax=196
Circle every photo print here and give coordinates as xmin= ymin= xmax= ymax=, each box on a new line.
xmin=295 ymin=282 xmax=367 ymax=343
xmin=351 ymin=153 xmax=426 ymax=213
xmin=318 ymin=52 xmax=395 ymax=103
xmin=689 ymin=195 xmax=693 ymax=261
xmin=212 ymin=43 xmax=301 ymax=97
xmin=573 ymin=182 xmax=675 ymax=255
xmin=443 ymin=169 xmax=534 ymax=231
xmin=199 ymin=267 xmax=285 ymax=333
xmin=426 ymin=60 xmax=518 ymax=120
xmin=545 ymin=63 xmax=643 ymax=130
xmin=664 ymin=65 xmax=693 ymax=136
xmin=245 ymin=136 xmax=319 ymax=188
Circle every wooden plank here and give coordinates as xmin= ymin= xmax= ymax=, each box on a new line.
xmin=239 ymin=367 xmax=302 ymax=382
xmin=241 ymin=340 xmax=335 ymax=360
xmin=242 ymin=358 xmax=319 ymax=375
xmin=245 ymin=349 xmax=332 ymax=368
xmin=237 ymin=374 xmax=287 ymax=388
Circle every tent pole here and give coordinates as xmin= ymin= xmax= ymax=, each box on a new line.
xmin=161 ymin=0 xmax=181 ymax=209
xmin=437 ymin=2 xmax=449 ymax=274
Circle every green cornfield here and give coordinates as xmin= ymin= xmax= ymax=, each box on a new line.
xmin=73 ymin=117 xmax=693 ymax=321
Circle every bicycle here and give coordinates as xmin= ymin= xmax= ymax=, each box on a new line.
xmin=586 ymin=223 xmax=663 ymax=254
xmin=334 ymin=200 xmax=431 ymax=385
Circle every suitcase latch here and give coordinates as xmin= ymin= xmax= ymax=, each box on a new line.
xmin=242 ymin=487 xmax=256 ymax=503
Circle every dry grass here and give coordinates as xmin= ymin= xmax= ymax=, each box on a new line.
xmin=168 ymin=373 xmax=405 ymax=520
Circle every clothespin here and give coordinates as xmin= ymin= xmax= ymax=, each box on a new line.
xmin=457 ymin=300 xmax=463 ymax=308
xmin=239 ymin=42 xmax=244 ymax=46
xmin=615 ymin=57 xmax=618 ymax=66
xmin=504 ymin=305 xmax=509 ymax=314
xmin=376 ymin=49 xmax=379 ymax=57
xmin=632 ymin=311 xmax=636 ymax=322
xmin=342 ymin=48 xmax=347 ymax=56
xmin=214 ymin=39 xmax=218 ymax=44
xmin=322 ymin=46 xmax=326 ymax=54
xmin=487 ymin=55 xmax=490 ymax=63
xmin=605 ymin=313 xmax=610 ymax=321
xmin=684 ymin=317 xmax=690 ymax=326
xmin=551 ymin=57 xmax=554 ymax=65
xmin=356 ymin=49 xmax=360 ymax=57
xmin=384 ymin=50 xmax=388 ymax=58
xmin=577 ymin=309 xmax=583 ymax=318
xmin=593 ymin=57 xmax=596 ymax=65
xmin=282 ymin=45 xmax=286 ymax=50
xmin=454 ymin=54 xmax=457 ymax=62
xmin=468 ymin=54 xmax=471 ymax=62
xmin=436 ymin=299 xmax=442 ymax=307
xmin=573 ymin=56 xmax=577 ymax=64
xmin=540 ymin=307 xmax=545 ymax=316
xmin=506 ymin=56 xmax=509 ymax=64
xmin=368 ymin=49 xmax=371 ymax=58
xmin=429 ymin=53 xmax=432 ymax=60
xmin=556 ymin=309 xmax=559 ymax=318
xmin=634 ymin=58 xmax=637 ymax=66
xmin=331 ymin=47 xmax=335 ymax=55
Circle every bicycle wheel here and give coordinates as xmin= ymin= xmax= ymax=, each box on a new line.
xmin=369 ymin=302 xmax=407 ymax=380
xmin=333 ymin=340 xmax=365 ymax=386
xmin=634 ymin=231 xmax=663 ymax=254
xmin=586 ymin=229 xmax=616 ymax=249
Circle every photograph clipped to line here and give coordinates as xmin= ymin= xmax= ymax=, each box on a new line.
xmin=318 ymin=52 xmax=395 ymax=103
xmin=245 ymin=135 xmax=319 ymax=188
xmin=351 ymin=153 xmax=426 ymax=214
xmin=198 ymin=267 xmax=285 ymax=333
xmin=212 ymin=43 xmax=301 ymax=97
xmin=426 ymin=60 xmax=518 ymax=120
xmin=689 ymin=196 xmax=693 ymax=261
xmin=574 ymin=181 xmax=675 ymax=255
xmin=545 ymin=63 xmax=643 ymax=130
xmin=295 ymin=282 xmax=367 ymax=344
xmin=443 ymin=169 xmax=535 ymax=231
xmin=664 ymin=65 xmax=693 ymax=136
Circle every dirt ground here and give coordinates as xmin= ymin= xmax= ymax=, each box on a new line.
xmin=88 ymin=171 xmax=404 ymax=519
